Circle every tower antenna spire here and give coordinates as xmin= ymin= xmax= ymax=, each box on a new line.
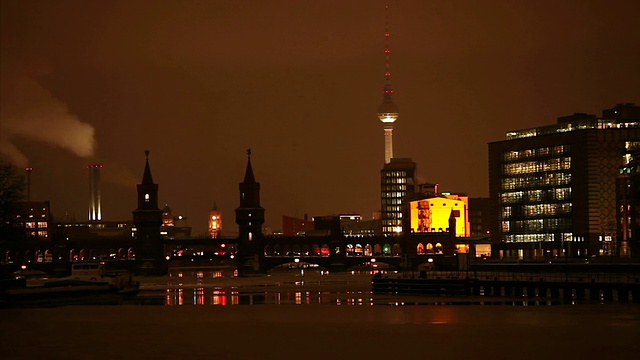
xmin=384 ymin=5 xmax=392 ymax=91
xmin=377 ymin=5 xmax=400 ymax=164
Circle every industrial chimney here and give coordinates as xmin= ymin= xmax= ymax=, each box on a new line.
xmin=88 ymin=164 xmax=102 ymax=221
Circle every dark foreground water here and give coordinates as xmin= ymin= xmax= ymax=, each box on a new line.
xmin=3 ymin=304 xmax=639 ymax=360
xmin=2 ymin=273 xmax=639 ymax=359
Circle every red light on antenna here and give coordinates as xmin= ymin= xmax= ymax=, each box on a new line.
xmin=385 ymin=49 xmax=391 ymax=54
xmin=385 ymin=33 xmax=390 ymax=37
xmin=25 ymin=167 xmax=33 ymax=171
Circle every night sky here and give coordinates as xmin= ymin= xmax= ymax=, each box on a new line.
xmin=1 ymin=0 xmax=639 ymax=235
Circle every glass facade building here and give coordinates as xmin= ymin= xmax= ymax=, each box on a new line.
xmin=489 ymin=103 xmax=640 ymax=259
xmin=381 ymin=158 xmax=416 ymax=235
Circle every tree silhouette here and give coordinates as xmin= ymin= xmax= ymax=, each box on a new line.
xmin=0 ymin=159 xmax=25 ymax=233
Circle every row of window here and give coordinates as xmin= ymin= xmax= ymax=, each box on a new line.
xmin=502 ymin=218 xmax=572 ymax=232
xmin=502 ymin=145 xmax=569 ymax=162
xmin=502 ymin=232 xmax=576 ymax=243
xmin=381 ymin=177 xmax=407 ymax=184
xmin=503 ymin=157 xmax=571 ymax=175
xmin=381 ymin=192 xmax=407 ymax=198
xmin=24 ymin=221 xmax=48 ymax=229
xmin=502 ymin=172 xmax=571 ymax=190
xmin=383 ymin=205 xmax=402 ymax=213
xmin=382 ymin=198 xmax=403 ymax=205
xmin=502 ymin=203 xmax=572 ymax=218
xmin=501 ymin=188 xmax=572 ymax=204
xmin=381 ymin=185 xmax=407 ymax=191
xmin=383 ymin=171 xmax=407 ymax=178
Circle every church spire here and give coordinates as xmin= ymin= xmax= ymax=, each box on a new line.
xmin=142 ymin=150 xmax=154 ymax=184
xmin=243 ymin=148 xmax=256 ymax=183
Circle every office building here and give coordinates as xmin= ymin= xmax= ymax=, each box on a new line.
xmin=489 ymin=103 xmax=640 ymax=259
xmin=381 ymin=158 xmax=416 ymax=235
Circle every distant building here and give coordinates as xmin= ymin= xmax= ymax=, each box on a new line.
xmin=11 ymin=201 xmax=51 ymax=240
xmin=489 ymin=103 xmax=640 ymax=259
xmin=162 ymin=205 xmax=175 ymax=227
xmin=469 ymin=197 xmax=491 ymax=237
xmin=282 ymin=215 xmax=313 ymax=236
xmin=159 ymin=204 xmax=191 ymax=239
xmin=381 ymin=158 xmax=416 ymax=235
xmin=209 ymin=203 xmax=222 ymax=238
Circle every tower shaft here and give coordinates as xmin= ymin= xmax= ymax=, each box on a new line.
xmin=384 ymin=127 xmax=394 ymax=164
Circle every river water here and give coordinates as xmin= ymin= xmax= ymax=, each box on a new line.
xmin=2 ymin=271 xmax=639 ymax=359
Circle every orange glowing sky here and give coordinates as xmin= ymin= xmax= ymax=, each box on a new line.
xmin=1 ymin=0 xmax=639 ymax=234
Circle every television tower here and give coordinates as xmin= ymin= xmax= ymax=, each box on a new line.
xmin=377 ymin=5 xmax=399 ymax=165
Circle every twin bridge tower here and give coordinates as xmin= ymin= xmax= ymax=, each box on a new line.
xmin=131 ymin=149 xmax=264 ymax=274
xmin=131 ymin=7 xmax=399 ymax=272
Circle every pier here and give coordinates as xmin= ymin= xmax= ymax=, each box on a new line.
xmin=372 ymin=270 xmax=640 ymax=303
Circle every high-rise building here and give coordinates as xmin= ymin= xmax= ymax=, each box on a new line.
xmin=616 ymin=146 xmax=640 ymax=257
xmin=489 ymin=103 xmax=640 ymax=259
xmin=88 ymin=164 xmax=102 ymax=221
xmin=377 ymin=6 xmax=399 ymax=165
xmin=381 ymin=158 xmax=416 ymax=235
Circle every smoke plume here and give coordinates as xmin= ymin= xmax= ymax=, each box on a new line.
xmin=0 ymin=63 xmax=95 ymax=166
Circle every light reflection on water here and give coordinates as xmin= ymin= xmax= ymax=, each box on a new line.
xmin=143 ymin=287 xmax=569 ymax=307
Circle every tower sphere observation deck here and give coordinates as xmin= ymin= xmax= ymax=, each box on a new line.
xmin=377 ymin=89 xmax=400 ymax=124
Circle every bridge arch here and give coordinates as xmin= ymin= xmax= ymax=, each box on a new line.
xmin=382 ymin=244 xmax=391 ymax=256
xmin=321 ymin=244 xmax=330 ymax=256
xmin=435 ymin=243 xmax=443 ymax=254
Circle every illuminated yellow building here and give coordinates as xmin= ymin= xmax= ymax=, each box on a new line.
xmin=408 ymin=194 xmax=470 ymax=237
xmin=209 ymin=203 xmax=222 ymax=238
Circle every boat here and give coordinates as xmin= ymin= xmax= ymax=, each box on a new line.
xmin=0 ymin=262 xmax=139 ymax=308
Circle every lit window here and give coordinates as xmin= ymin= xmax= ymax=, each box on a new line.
xmin=145 ymin=194 xmax=150 ymax=202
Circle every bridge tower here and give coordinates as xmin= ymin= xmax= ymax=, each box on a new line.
xmin=235 ymin=149 xmax=265 ymax=274
xmin=132 ymin=150 xmax=164 ymax=272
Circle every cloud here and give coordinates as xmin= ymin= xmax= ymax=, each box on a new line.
xmin=0 ymin=62 xmax=95 ymax=166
